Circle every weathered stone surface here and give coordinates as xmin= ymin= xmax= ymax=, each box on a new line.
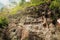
xmin=1 ymin=3 xmax=60 ymax=40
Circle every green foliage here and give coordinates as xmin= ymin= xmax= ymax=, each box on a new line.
xmin=18 ymin=0 xmax=46 ymax=9
xmin=20 ymin=0 xmax=25 ymax=6
xmin=0 ymin=17 xmax=8 ymax=28
xmin=31 ymin=0 xmax=44 ymax=6
xmin=50 ymin=0 xmax=60 ymax=9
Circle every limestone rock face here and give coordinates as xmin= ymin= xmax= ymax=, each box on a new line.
xmin=2 ymin=3 xmax=60 ymax=40
xmin=6 ymin=15 xmax=56 ymax=40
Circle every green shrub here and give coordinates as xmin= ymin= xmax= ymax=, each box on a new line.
xmin=50 ymin=0 xmax=60 ymax=9
xmin=0 ymin=17 xmax=8 ymax=28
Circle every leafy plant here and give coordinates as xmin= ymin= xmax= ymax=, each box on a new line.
xmin=50 ymin=0 xmax=60 ymax=9
xmin=0 ymin=17 xmax=8 ymax=28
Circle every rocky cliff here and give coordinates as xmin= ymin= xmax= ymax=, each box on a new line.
xmin=1 ymin=3 xmax=60 ymax=40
